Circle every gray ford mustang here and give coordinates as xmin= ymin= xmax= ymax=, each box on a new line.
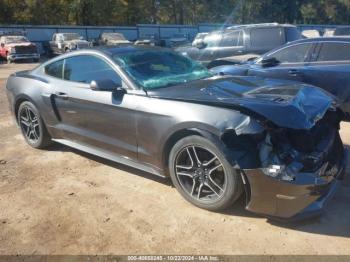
xmin=6 ymin=46 xmax=346 ymax=220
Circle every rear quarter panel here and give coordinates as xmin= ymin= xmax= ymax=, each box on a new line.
xmin=6 ymin=74 xmax=56 ymax=128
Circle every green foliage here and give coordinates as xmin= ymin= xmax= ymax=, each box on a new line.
xmin=0 ymin=0 xmax=350 ymax=25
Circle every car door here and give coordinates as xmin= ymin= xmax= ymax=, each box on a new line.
xmin=301 ymin=41 xmax=350 ymax=117
xmin=214 ymin=30 xmax=245 ymax=59
xmin=50 ymin=54 xmax=138 ymax=160
xmin=247 ymin=42 xmax=315 ymax=82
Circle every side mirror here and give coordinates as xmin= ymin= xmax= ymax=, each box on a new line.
xmin=90 ymin=79 xmax=125 ymax=93
xmin=261 ymin=57 xmax=280 ymax=68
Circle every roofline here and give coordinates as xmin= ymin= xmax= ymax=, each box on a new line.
xmin=226 ymin=23 xmax=295 ymax=30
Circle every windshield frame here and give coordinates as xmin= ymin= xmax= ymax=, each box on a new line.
xmin=112 ymin=49 xmax=213 ymax=90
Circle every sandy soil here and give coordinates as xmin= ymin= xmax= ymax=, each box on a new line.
xmin=0 ymin=62 xmax=349 ymax=255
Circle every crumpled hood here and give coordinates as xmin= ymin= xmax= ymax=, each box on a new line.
xmin=147 ymin=76 xmax=335 ymax=130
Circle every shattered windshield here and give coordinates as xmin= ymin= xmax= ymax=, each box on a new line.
xmin=5 ymin=36 xmax=29 ymax=43
xmin=63 ymin=33 xmax=81 ymax=41
xmin=113 ymin=49 xmax=212 ymax=90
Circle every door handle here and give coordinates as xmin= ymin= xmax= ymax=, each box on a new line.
xmin=55 ymin=92 xmax=69 ymax=100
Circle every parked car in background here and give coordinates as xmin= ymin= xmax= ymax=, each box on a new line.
xmin=211 ymin=37 xmax=350 ymax=119
xmin=134 ymin=34 xmax=158 ymax=46
xmin=334 ymin=26 xmax=350 ymax=36
xmin=301 ymin=29 xmax=321 ymax=38
xmin=176 ymin=23 xmax=301 ymax=68
xmin=192 ymin=32 xmax=208 ymax=47
xmin=0 ymin=33 xmax=39 ymax=63
xmin=49 ymin=33 xmax=91 ymax=55
xmin=98 ymin=32 xmax=131 ymax=46
xmin=6 ymin=46 xmax=345 ymax=220
xmin=168 ymin=33 xmax=190 ymax=48
xmin=323 ymin=28 xmax=336 ymax=37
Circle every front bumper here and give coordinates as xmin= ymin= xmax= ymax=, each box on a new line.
xmin=8 ymin=53 xmax=40 ymax=61
xmin=242 ymin=147 xmax=346 ymax=221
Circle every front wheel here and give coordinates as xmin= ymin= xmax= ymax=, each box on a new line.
xmin=169 ymin=135 xmax=243 ymax=211
xmin=17 ymin=101 xmax=52 ymax=149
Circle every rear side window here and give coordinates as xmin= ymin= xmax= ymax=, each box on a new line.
xmin=317 ymin=43 xmax=350 ymax=61
xmin=220 ymin=30 xmax=243 ymax=47
xmin=250 ymin=28 xmax=284 ymax=47
xmin=265 ymin=43 xmax=313 ymax=63
xmin=44 ymin=59 xmax=64 ymax=79
xmin=63 ymin=55 xmax=121 ymax=85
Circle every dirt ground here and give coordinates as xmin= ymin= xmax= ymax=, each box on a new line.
xmin=0 ymin=62 xmax=350 ymax=255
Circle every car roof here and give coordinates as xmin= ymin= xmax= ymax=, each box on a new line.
xmin=287 ymin=36 xmax=350 ymax=45
xmin=210 ymin=23 xmax=296 ymax=35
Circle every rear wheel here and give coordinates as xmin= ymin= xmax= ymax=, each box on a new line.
xmin=17 ymin=101 xmax=52 ymax=149
xmin=169 ymin=135 xmax=243 ymax=211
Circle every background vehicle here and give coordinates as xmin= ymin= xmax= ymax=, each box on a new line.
xmin=211 ymin=37 xmax=350 ymax=119
xmin=301 ymin=29 xmax=321 ymax=38
xmin=134 ymin=34 xmax=159 ymax=46
xmin=0 ymin=33 xmax=39 ymax=63
xmin=6 ymin=46 xmax=344 ymax=220
xmin=168 ymin=33 xmax=190 ymax=48
xmin=192 ymin=32 xmax=208 ymax=47
xmin=49 ymin=33 xmax=91 ymax=55
xmin=98 ymin=32 xmax=131 ymax=46
xmin=176 ymin=23 xmax=301 ymax=68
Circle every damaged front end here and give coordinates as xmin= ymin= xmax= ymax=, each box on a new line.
xmin=224 ymin=110 xmax=345 ymax=220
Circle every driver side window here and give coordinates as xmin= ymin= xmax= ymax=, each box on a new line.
xmin=265 ymin=43 xmax=313 ymax=64
xmin=63 ymin=55 xmax=122 ymax=87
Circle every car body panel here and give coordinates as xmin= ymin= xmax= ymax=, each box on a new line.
xmin=6 ymin=46 xmax=345 ymax=220
xmin=211 ymin=37 xmax=350 ymax=119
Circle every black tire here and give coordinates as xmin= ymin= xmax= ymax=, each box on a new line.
xmin=169 ymin=135 xmax=243 ymax=211
xmin=17 ymin=101 xmax=52 ymax=149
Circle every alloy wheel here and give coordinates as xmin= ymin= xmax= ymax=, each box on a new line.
xmin=19 ymin=106 xmax=40 ymax=144
xmin=175 ymin=146 xmax=227 ymax=202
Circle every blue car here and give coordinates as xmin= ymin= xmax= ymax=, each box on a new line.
xmin=211 ymin=37 xmax=350 ymax=119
